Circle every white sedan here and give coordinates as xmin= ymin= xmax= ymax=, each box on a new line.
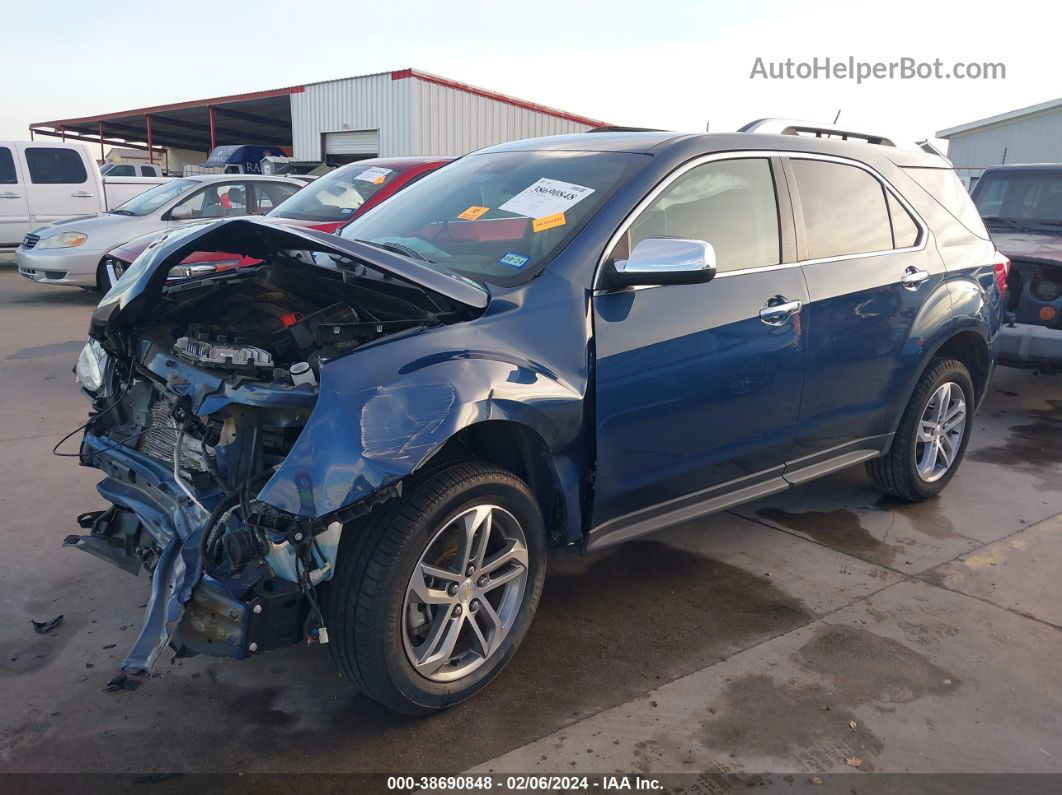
xmin=16 ymin=174 xmax=304 ymax=291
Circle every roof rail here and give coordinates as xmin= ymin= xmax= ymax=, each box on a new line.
xmin=739 ymin=117 xmax=919 ymax=149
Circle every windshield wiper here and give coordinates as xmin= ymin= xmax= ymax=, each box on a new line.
xmin=109 ymin=209 xmax=135 ymax=216
xmin=355 ymin=239 xmax=434 ymax=263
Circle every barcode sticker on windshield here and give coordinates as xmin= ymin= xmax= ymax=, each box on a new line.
xmin=532 ymin=212 xmax=566 ymax=233
xmin=499 ymin=178 xmax=595 ymax=219
xmin=354 ymin=166 xmax=393 ymax=184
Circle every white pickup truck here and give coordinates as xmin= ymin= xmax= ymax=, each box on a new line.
xmin=100 ymin=162 xmax=164 ymax=177
xmin=0 ymin=141 xmax=171 ymax=249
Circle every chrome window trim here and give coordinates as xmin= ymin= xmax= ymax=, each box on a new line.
xmin=593 ymin=149 xmax=930 ymax=290
xmin=785 ymin=151 xmax=929 ymax=266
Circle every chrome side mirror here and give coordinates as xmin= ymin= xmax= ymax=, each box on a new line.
xmin=609 ymin=237 xmax=717 ymax=287
xmin=169 ymin=204 xmax=194 ymax=221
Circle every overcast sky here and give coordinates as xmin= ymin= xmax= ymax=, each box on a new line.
xmin=0 ymin=0 xmax=1057 ymax=156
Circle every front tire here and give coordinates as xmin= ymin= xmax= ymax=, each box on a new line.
xmin=326 ymin=460 xmax=547 ymax=714
xmin=866 ymin=357 xmax=975 ymax=501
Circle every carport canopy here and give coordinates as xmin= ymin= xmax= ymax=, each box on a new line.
xmin=29 ymin=84 xmax=303 ymax=162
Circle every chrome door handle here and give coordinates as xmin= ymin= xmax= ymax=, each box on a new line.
xmin=0 ymin=191 xmax=21 ymax=198
xmin=900 ymin=267 xmax=930 ymax=289
xmin=70 ymin=191 xmax=95 ymax=198
xmin=759 ymin=297 xmax=802 ymax=325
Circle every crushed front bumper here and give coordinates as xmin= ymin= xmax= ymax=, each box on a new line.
xmin=70 ymin=433 xmax=306 ymax=672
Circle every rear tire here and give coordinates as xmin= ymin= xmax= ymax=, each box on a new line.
xmin=326 ymin=459 xmax=546 ymax=715
xmin=866 ymin=357 xmax=975 ymax=501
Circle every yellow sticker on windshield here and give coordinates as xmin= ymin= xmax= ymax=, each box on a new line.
xmin=372 ymin=175 xmax=386 ymax=184
xmin=458 ymin=205 xmax=489 ymax=221
xmin=532 ymin=211 xmax=566 ymax=233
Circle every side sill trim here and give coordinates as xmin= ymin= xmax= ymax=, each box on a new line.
xmin=781 ymin=434 xmax=893 ymax=485
xmin=585 ymin=473 xmax=789 ymax=553
xmin=584 ymin=436 xmax=893 ymax=553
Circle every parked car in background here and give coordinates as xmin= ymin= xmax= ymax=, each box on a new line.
xmin=70 ymin=123 xmax=1003 ymax=714
xmin=269 ymin=156 xmax=453 ymax=231
xmin=16 ymin=174 xmax=304 ymax=291
xmin=0 ymin=141 xmax=171 ymax=249
xmin=98 ymin=157 xmax=451 ymax=283
xmin=971 ymin=164 xmax=1062 ymax=372
xmin=100 ymin=162 xmax=164 ymax=177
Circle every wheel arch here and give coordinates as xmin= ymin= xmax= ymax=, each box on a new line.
xmin=422 ymin=420 xmax=573 ymax=547
xmin=930 ymin=329 xmax=992 ymax=406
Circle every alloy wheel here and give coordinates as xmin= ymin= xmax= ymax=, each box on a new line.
xmin=915 ymin=381 xmax=967 ymax=483
xmin=402 ymin=504 xmax=529 ymax=682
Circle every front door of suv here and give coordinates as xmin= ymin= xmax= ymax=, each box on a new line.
xmin=590 ymin=156 xmax=808 ymax=536
xmin=784 ymin=155 xmax=945 ymax=466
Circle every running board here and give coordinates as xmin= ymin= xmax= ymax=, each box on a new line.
xmin=584 ymin=438 xmax=890 ymax=552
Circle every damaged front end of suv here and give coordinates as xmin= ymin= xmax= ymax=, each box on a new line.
xmin=67 ymin=218 xmax=496 ymax=674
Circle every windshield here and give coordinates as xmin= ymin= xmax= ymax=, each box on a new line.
xmin=113 ymin=179 xmax=198 ymax=216
xmin=339 ymin=150 xmax=645 ymax=285
xmin=271 ymin=163 xmax=403 ymax=222
xmin=974 ymin=170 xmax=1062 ymax=228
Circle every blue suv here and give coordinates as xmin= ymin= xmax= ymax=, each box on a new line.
xmin=71 ymin=121 xmax=1004 ymax=713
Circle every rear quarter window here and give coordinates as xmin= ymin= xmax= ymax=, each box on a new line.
xmin=902 ymin=167 xmax=989 ymax=240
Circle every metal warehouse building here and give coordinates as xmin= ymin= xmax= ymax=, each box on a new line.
xmin=938 ymin=96 xmax=1062 ymax=189
xmin=28 ymin=68 xmax=606 ymax=170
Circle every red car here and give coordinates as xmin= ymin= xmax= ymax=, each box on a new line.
xmin=102 ymin=157 xmax=451 ymax=281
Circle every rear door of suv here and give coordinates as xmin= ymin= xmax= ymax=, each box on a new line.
xmin=783 ymin=154 xmax=946 ymax=473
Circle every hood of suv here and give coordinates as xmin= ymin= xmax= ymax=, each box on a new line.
xmin=91 ymin=217 xmax=490 ymax=338
xmin=990 ymin=230 xmax=1062 ymax=267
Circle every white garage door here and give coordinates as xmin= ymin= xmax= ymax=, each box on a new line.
xmin=324 ymin=130 xmax=379 ymax=157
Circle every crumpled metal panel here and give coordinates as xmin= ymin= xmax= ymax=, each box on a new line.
xmin=256 ymin=270 xmax=590 ymax=521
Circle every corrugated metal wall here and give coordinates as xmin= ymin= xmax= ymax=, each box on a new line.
xmin=291 ymin=73 xmax=414 ymax=160
xmin=946 ymin=106 xmax=1062 ymax=185
xmin=292 ymin=71 xmax=596 ymax=160
xmin=410 ymin=79 xmax=592 ymax=156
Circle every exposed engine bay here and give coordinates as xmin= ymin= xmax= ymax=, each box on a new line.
xmin=69 ymin=225 xmax=483 ymax=674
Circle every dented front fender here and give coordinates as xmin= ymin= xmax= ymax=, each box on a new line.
xmin=256 ymin=270 xmax=591 ymax=518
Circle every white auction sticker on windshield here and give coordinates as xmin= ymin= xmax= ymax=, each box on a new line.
xmin=499 ymin=178 xmax=595 ymax=219
xmin=354 ymin=166 xmax=393 ymax=184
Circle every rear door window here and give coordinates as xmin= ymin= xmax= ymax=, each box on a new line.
xmin=252 ymin=181 xmax=300 ymax=213
xmin=791 ymin=159 xmax=892 ymax=259
xmin=0 ymin=147 xmax=17 ymax=184
xmin=139 ymin=166 xmax=157 ymax=176
xmin=25 ymin=147 xmax=88 ymax=184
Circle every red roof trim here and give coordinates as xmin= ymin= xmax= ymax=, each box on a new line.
xmin=31 ymin=85 xmax=305 ymax=129
xmin=390 ymin=68 xmax=606 ymax=127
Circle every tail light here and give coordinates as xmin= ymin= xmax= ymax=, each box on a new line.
xmin=992 ymin=255 xmax=1011 ymax=296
